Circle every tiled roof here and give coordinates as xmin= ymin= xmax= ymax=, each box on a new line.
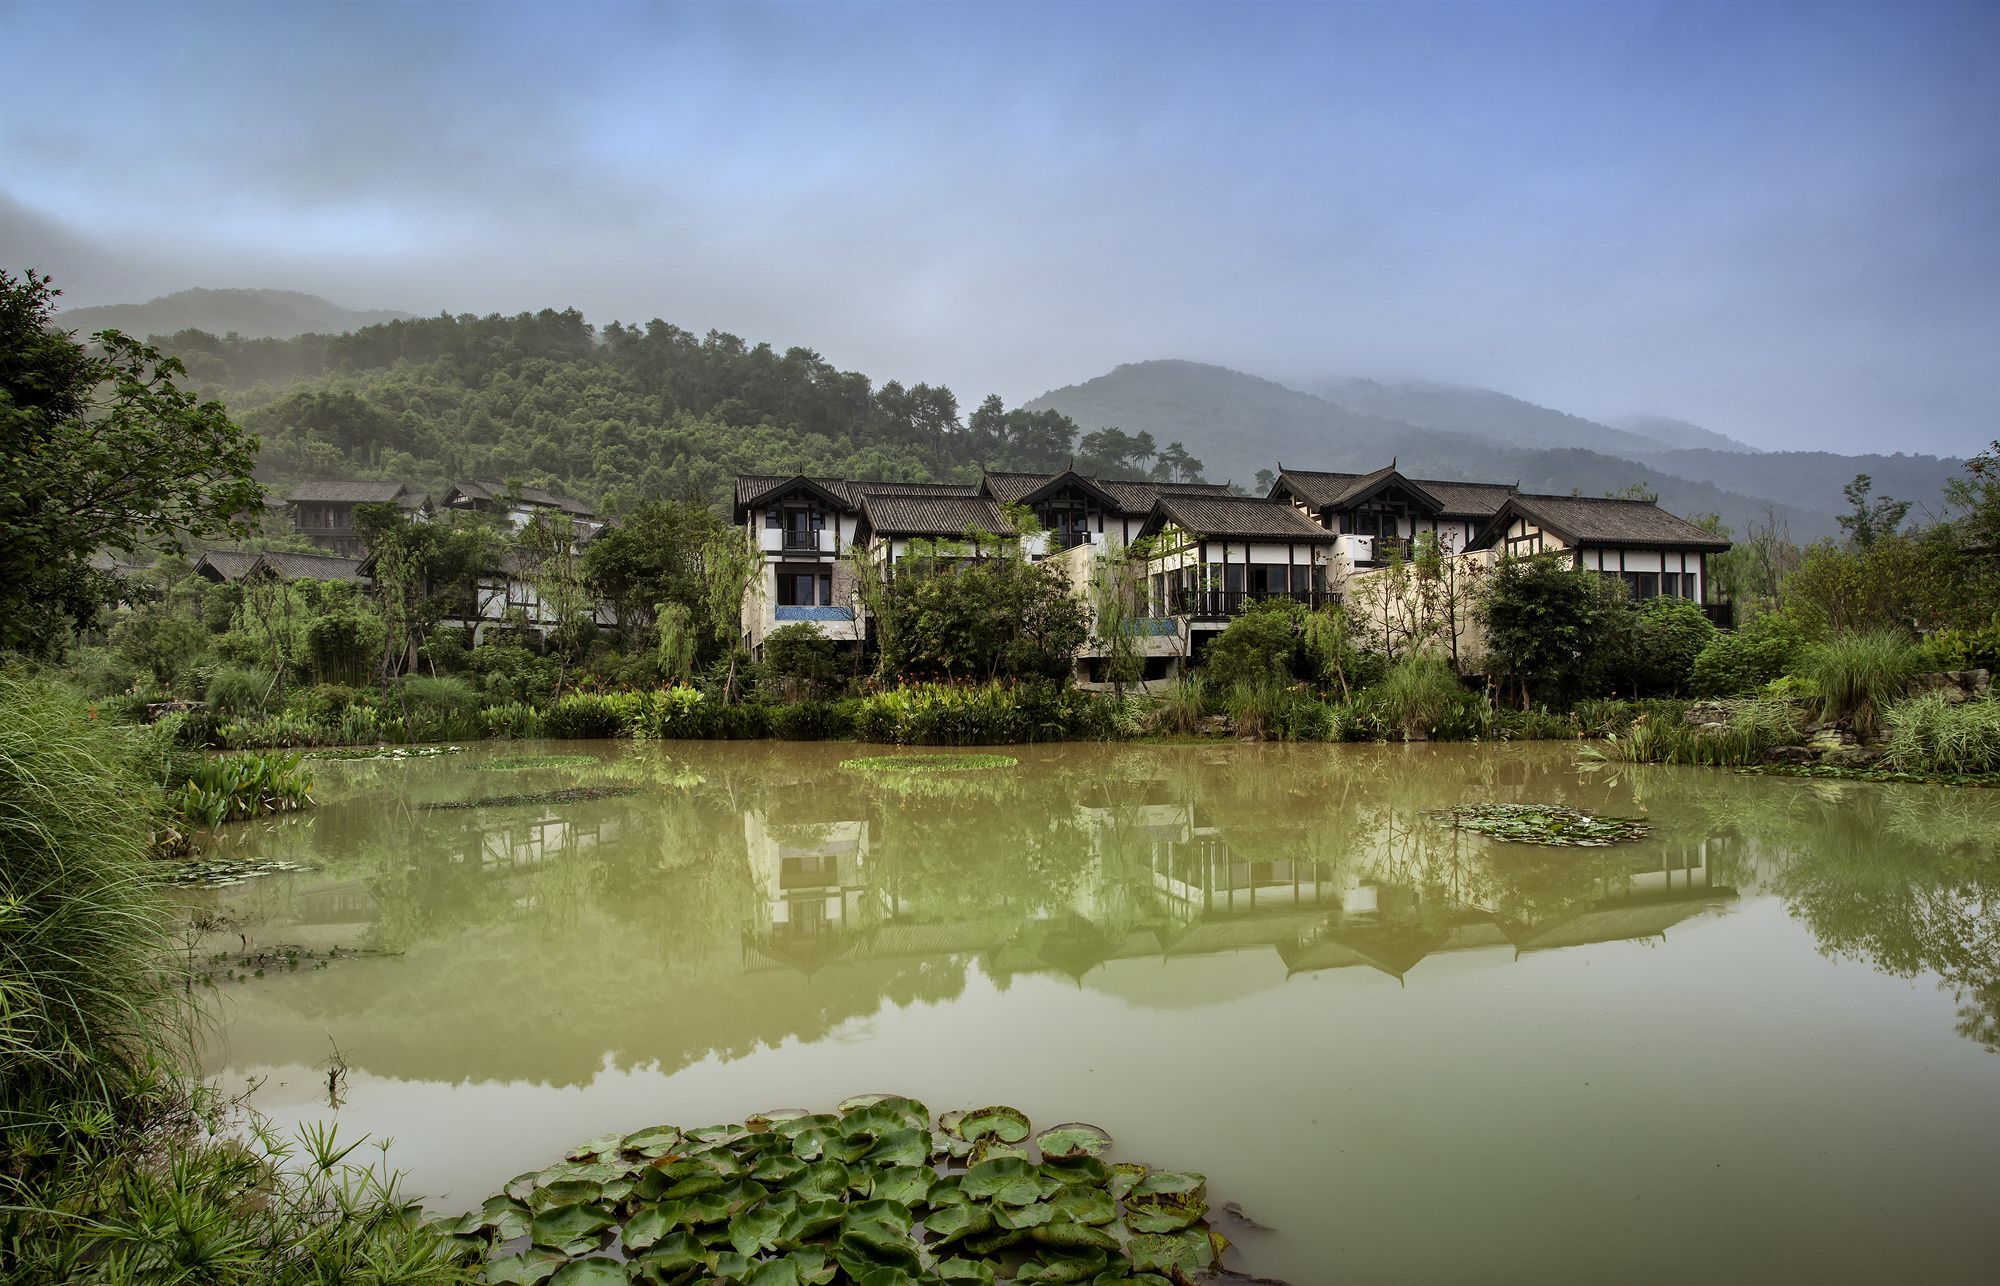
xmin=735 ymin=474 xmax=857 ymax=509
xmin=978 ymin=472 xmax=1053 ymax=505
xmin=447 ymin=480 xmax=593 ymax=515
xmin=859 ymin=493 xmax=1019 ymax=538
xmin=191 ymin=549 xmax=262 ymax=581
xmin=252 ymin=551 xmax=369 ymax=582
xmin=1275 ymin=466 xmax=1508 ymax=516
xmin=1094 ymin=478 xmax=1236 ymax=511
xmin=1149 ymin=494 xmax=1338 ymax=542
xmin=1414 ymin=479 xmax=1516 ymax=518
xmin=1472 ymin=493 xmax=1731 ymax=551
xmin=286 ymin=479 xmax=407 ymax=504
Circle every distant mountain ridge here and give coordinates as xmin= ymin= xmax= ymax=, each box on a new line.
xmin=1025 ymin=359 xmax=1962 ymax=544
xmin=58 ymin=288 xmax=413 ymax=341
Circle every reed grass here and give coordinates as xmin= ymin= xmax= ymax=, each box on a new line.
xmin=1802 ymin=629 xmax=1920 ymax=738
xmin=1884 ymin=691 xmax=2000 ymax=775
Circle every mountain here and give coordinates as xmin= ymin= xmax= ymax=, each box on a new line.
xmin=1300 ymin=375 xmax=1721 ymax=459
xmin=58 ymin=288 xmax=413 ymax=341
xmin=1612 ymin=413 xmax=1760 ymax=455
xmin=1025 ymin=360 xmax=1854 ymax=541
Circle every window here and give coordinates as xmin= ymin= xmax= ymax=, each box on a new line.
xmin=1620 ymin=571 xmax=1661 ymax=600
xmin=777 ymin=569 xmax=834 ymax=606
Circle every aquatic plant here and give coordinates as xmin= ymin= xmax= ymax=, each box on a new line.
xmin=1800 ymin=628 xmax=1920 ymax=737
xmin=441 ymin=1097 xmax=1240 ymax=1283
xmin=421 ymin=786 xmax=641 ymax=812
xmin=1429 ymin=803 xmax=1652 ymax=847
xmin=1884 ymin=691 xmax=2000 ymax=775
xmin=841 ymin=754 xmax=1020 ymax=774
xmin=158 ymin=858 xmax=314 ymax=889
xmin=167 ymin=752 xmax=314 ymax=827
xmin=304 ymin=744 xmax=466 ymax=762
xmin=1580 ymin=700 xmax=1803 ymax=768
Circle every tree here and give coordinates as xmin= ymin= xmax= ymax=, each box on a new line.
xmin=1409 ymin=531 xmax=1491 ymax=675
xmin=1199 ymin=599 xmax=1303 ymax=690
xmin=1626 ymin=597 xmax=1718 ymax=696
xmin=762 ymin=622 xmax=839 ymax=699
xmin=698 ymin=531 xmax=760 ymax=702
xmin=1301 ymin=602 xmax=1366 ymax=701
xmin=518 ymin=514 xmax=595 ymax=694
xmin=1088 ymin=539 xmax=1153 ymax=697
xmin=584 ymin=501 xmax=727 ymax=648
xmin=1478 ymin=553 xmax=1614 ymax=709
xmin=883 ymin=544 xmax=1088 ymax=683
xmin=1944 ymin=440 xmax=2000 ymax=556
xmin=1838 ymin=473 xmax=1911 ymax=548
xmin=0 ymin=270 xmax=261 ymax=654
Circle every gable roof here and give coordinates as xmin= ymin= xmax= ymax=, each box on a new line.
xmin=1410 ymin=479 xmax=1516 ymax=518
xmin=1142 ymin=494 xmax=1338 ymax=543
xmin=286 ymin=479 xmax=407 ymax=504
xmin=857 ymin=493 xmax=1019 ymax=539
xmin=252 ymin=551 xmax=370 ymax=583
xmin=1089 ymin=478 xmax=1236 ymax=512
xmin=1012 ymin=469 xmax=1124 ymax=511
xmin=445 ymin=480 xmax=593 ymax=516
xmin=1270 ymin=465 xmax=1443 ymax=513
xmin=1469 ymin=493 xmax=1732 ymax=552
xmin=191 ymin=549 xmax=262 ymax=582
xmin=734 ymin=474 xmax=857 ymax=514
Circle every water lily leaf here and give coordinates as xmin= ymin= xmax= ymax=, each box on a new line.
xmin=629 ymin=1230 xmax=706 ymax=1275
xmin=928 ymin=1175 xmax=967 ymax=1206
xmin=1034 ymin=1123 xmax=1112 ymax=1160
xmin=994 ymin=1200 xmax=1056 ymax=1231
xmin=1030 ymin=1218 xmax=1121 ymax=1251
xmin=622 ymin=1125 xmax=682 ymax=1156
xmin=746 ymin=1108 xmax=812 ymax=1132
xmin=837 ymin=1216 xmax=922 ymax=1268
xmin=662 ymin=1171 xmax=728 ymax=1200
xmin=1014 ymin=1247 xmax=1110 ymax=1283
xmin=505 ymin=1170 xmax=546 ymax=1202
xmin=706 ymin=1251 xmax=754 ymax=1281
xmin=1126 ymin=1200 xmax=1205 ymax=1233
xmin=728 ymin=1202 xmax=788 ymax=1257
xmin=777 ymin=1197 xmax=848 ymax=1244
xmin=1130 ymin=1171 xmax=1206 ymax=1204
xmin=792 ymin=1159 xmax=855 ymax=1201
xmin=484 ymin=1247 xmax=566 ymax=1285
xmin=529 ymin=1203 xmax=615 ymax=1256
xmin=838 ymin=1093 xmax=928 ymax=1122
xmin=961 ymin=1157 xmax=1048 ymax=1206
xmin=926 ymin=1200 xmax=994 ymax=1249
xmin=685 ymin=1124 xmax=748 ymax=1147
xmin=1126 ymin=1229 xmax=1215 ymax=1276
xmin=1048 ymin=1185 xmax=1116 ymax=1226
xmin=1107 ymin=1163 xmax=1148 ymax=1201
xmin=679 ymin=1189 xmax=736 ymax=1227
xmin=936 ymin=1260 xmax=997 ymax=1284
xmin=771 ymin=1113 xmax=841 ymax=1139
xmin=752 ymin=1154 xmax=807 ymax=1185
xmin=869 ymin=1165 xmax=934 ymax=1207
xmin=742 ymin=1261 xmax=801 ymax=1286
xmin=969 ymin=1139 xmax=1031 ymax=1167
xmin=464 ymin=1194 xmax=531 ymax=1240
xmin=848 ymin=1269 xmax=924 ymax=1286
xmin=792 ymin=1126 xmax=870 ymax=1163
xmin=865 ymin=1128 xmax=930 ymax=1169
xmin=1099 ymin=1277 xmax=1173 ymax=1286
xmin=954 ymin=1106 xmax=1030 ymax=1144
xmin=713 ymin=1178 xmax=770 ymax=1217
xmin=1040 ymin=1156 xmax=1110 ymax=1188
xmin=567 ymin=1134 xmax=623 ymax=1162
xmin=622 ymin=1202 xmax=688 ymax=1250
xmin=788 ymin=1246 xmax=838 ymax=1285
xmin=531 ymin=1178 xmax=603 ymax=1211
xmin=963 ymin=1226 xmax=1028 ymax=1256
xmin=549 ymin=1258 xmax=627 ymax=1286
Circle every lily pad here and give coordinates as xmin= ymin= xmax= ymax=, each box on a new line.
xmin=1428 ymin=802 xmax=1652 ymax=847
xmin=548 ymin=1259 xmax=627 ymax=1286
xmin=529 ymin=1202 xmax=615 ymax=1256
xmin=954 ymin=1105 xmax=1031 ymax=1145
xmin=1034 ymin=1122 xmax=1112 ymax=1160
xmin=484 ymin=1248 xmax=566 ymax=1285
xmin=961 ymin=1156 xmax=1047 ymax=1206
xmin=839 ymin=754 xmax=1019 ymax=774
xmin=1127 ymin=1228 xmax=1219 ymax=1276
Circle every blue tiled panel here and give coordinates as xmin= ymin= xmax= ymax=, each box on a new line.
xmin=775 ymin=606 xmax=854 ymax=622
xmin=1122 ymin=618 xmax=1179 ymax=636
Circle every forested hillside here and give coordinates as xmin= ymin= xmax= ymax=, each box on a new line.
xmin=1301 ymin=374 xmax=1728 ymax=459
xmin=1028 ymin=360 xmax=1956 ymax=541
xmin=59 ymin=288 xmax=412 ymax=340
xmin=157 ymin=311 xmax=1207 ymax=513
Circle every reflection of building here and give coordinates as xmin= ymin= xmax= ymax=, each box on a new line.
xmin=741 ymin=810 xmax=879 ymax=969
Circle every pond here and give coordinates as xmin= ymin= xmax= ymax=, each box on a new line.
xmin=189 ymin=741 xmax=2000 ymax=1285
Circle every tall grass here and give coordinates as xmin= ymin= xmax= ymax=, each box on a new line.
xmin=1884 ymin=692 xmax=2000 ymax=775
xmin=0 ymin=672 xmax=185 ymax=1186
xmin=1370 ymin=656 xmax=1477 ymax=740
xmin=1582 ymin=698 xmax=1804 ymax=767
xmin=1152 ymin=678 xmax=1208 ymax=736
xmin=1802 ymin=629 xmax=1920 ymax=738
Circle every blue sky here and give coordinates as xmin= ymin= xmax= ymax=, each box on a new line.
xmin=1 ymin=0 xmax=1993 ymax=455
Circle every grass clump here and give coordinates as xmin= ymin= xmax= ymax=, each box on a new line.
xmin=1884 ymin=691 xmax=2000 ymax=775
xmin=841 ymin=753 xmax=1019 ymax=773
xmin=1582 ymin=699 xmax=1805 ymax=767
xmin=1369 ymin=655 xmax=1475 ymax=740
xmin=1801 ymin=629 xmax=1920 ymax=738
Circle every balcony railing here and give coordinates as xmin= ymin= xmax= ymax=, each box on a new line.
xmin=1701 ymin=600 xmax=1735 ymax=630
xmin=1054 ymin=529 xmax=1092 ymax=550
xmin=781 ymin=530 xmax=823 ymax=553
xmin=1152 ymin=587 xmax=1329 ymax=618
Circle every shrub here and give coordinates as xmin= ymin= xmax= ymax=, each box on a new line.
xmin=763 ymin=623 xmax=841 ymax=699
xmin=1800 ymin=629 xmax=1920 ymax=737
xmin=768 ymin=699 xmax=858 ymax=741
xmin=221 ymin=709 xmax=335 ymax=750
xmin=479 ymin=701 xmax=544 ymax=739
xmin=542 ymin=691 xmax=629 ymax=739
xmin=1224 ymin=682 xmax=1288 ymax=740
xmin=1151 ymin=678 xmax=1208 ymax=736
xmin=1278 ymin=693 xmax=1338 ymax=742
xmin=0 ymin=674 xmax=182 ymax=1180
xmin=1369 ymin=655 xmax=1477 ymax=740
xmin=1884 ymin=692 xmax=2000 ymax=774
xmin=1913 ymin=618 xmax=2000 ymax=674
xmin=203 ymin=665 xmax=272 ymax=719
xmin=467 ymin=643 xmax=558 ymax=704
xmin=1628 ymin=597 xmax=1718 ymax=695
xmin=398 ymin=675 xmax=482 ymax=742
xmin=1198 ymin=600 xmax=1302 ymax=690
xmin=1693 ymin=611 xmax=1815 ymax=696
xmin=850 ymin=682 xmax=1104 ymax=745
xmin=1493 ymin=707 xmax=1577 ymax=740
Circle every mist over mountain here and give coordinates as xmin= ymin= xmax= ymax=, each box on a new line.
xmin=1611 ymin=413 xmax=1760 ymax=455
xmin=1025 ymin=360 xmax=1960 ymax=543
xmin=57 ymin=288 xmax=413 ymax=341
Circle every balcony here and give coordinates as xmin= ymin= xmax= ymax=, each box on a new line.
xmin=781 ymin=530 xmax=824 ymax=554
xmin=1337 ymin=533 xmax=1409 ymax=568
xmin=1701 ymin=600 xmax=1736 ymax=630
xmin=1154 ymin=587 xmax=1329 ymax=619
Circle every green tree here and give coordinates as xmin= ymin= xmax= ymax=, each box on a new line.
xmin=1 ymin=271 xmax=261 ymax=654
xmin=1199 ymin=599 xmax=1303 ymax=690
xmin=762 ymin=622 xmax=840 ymax=698
xmin=885 ymin=546 xmax=1088 ymax=683
xmin=1838 ymin=473 xmax=1911 ymax=548
xmin=1627 ymin=596 xmax=1718 ymax=696
xmin=1944 ymin=440 xmax=2000 ymax=555
xmin=1479 ymin=552 xmax=1614 ymax=709
xmin=583 ymin=501 xmax=724 ymax=647
xmin=698 ymin=531 xmax=760 ymax=702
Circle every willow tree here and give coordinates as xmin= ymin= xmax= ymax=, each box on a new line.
xmin=699 ymin=531 xmax=760 ymax=703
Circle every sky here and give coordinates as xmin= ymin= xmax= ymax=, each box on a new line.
xmin=1 ymin=0 xmax=1994 ymax=456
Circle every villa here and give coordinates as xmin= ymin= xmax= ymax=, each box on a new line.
xmin=732 ymin=462 xmax=1732 ymax=682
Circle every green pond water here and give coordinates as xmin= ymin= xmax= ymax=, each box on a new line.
xmin=191 ymin=740 xmax=2000 ymax=1285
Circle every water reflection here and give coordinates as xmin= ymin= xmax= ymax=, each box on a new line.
xmin=195 ymin=742 xmax=2000 ymax=1087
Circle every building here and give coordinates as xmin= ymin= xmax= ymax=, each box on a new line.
xmin=193 ymin=548 xmax=369 ymax=586
xmin=1466 ymin=492 xmax=1732 ymax=618
xmin=283 ymin=481 xmax=428 ymax=556
xmin=439 ymin=481 xmax=604 ymax=541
